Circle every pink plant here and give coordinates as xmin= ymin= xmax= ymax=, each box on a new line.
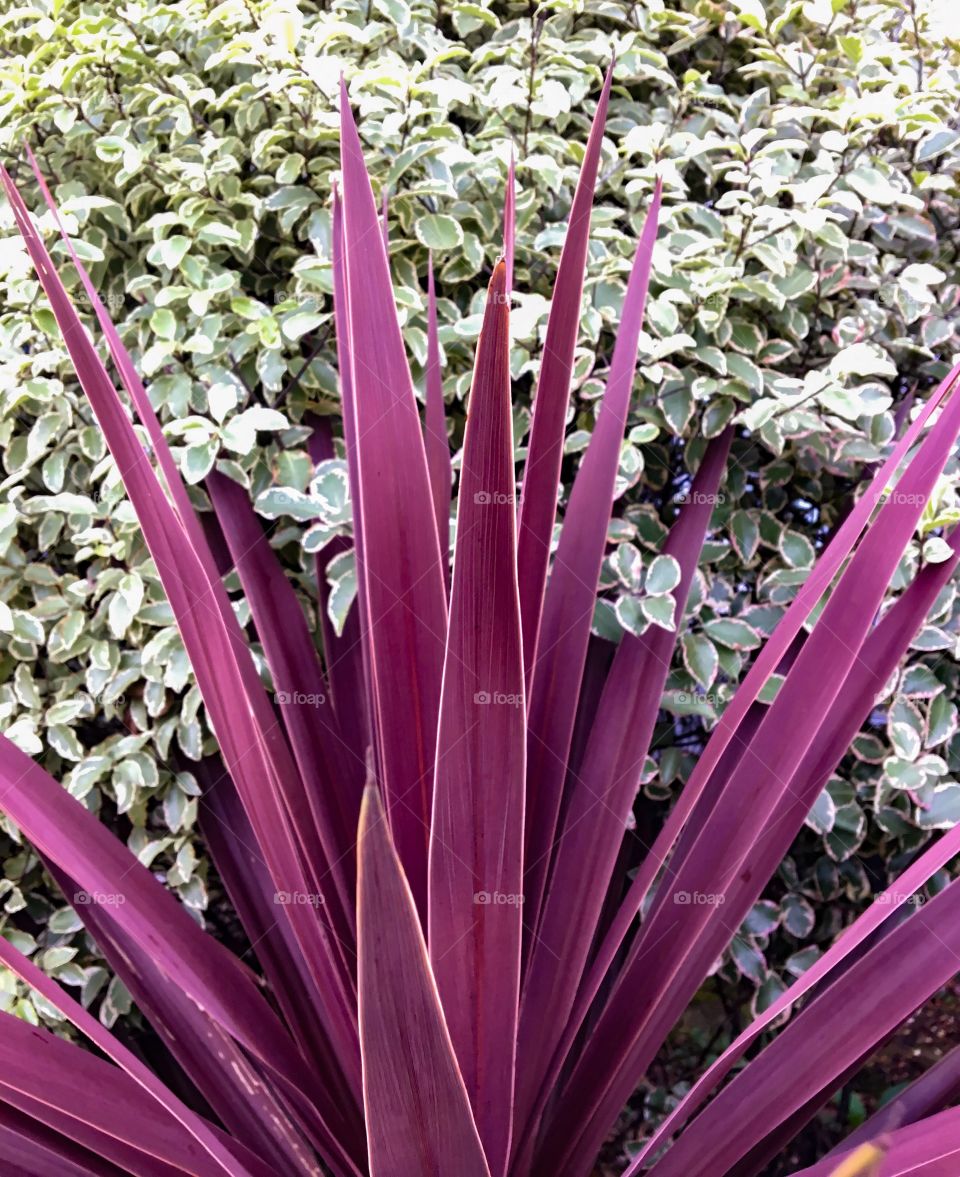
xmin=0 ymin=69 xmax=959 ymax=1177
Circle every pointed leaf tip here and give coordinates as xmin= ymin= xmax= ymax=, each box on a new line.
xmin=338 ymin=75 xmax=352 ymax=127
xmin=359 ymin=779 xmax=380 ymax=833
xmin=602 ymin=55 xmax=615 ymax=91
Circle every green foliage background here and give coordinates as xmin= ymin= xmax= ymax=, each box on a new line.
xmin=2 ymin=0 xmax=960 ymax=1135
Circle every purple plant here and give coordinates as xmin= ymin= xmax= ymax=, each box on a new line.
xmin=1 ymin=69 xmax=960 ymax=1177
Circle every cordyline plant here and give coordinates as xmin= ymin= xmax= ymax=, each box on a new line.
xmin=3 ymin=69 xmax=960 ymax=1177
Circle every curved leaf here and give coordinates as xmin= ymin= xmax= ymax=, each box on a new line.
xmin=516 ymin=60 xmax=614 ymax=681
xmin=429 ymin=261 xmax=523 ymax=1177
xmin=339 ymin=80 xmax=448 ymax=912
xmin=522 ymin=182 xmax=662 ymax=949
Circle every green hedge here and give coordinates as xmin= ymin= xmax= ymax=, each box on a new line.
xmin=1 ymin=0 xmax=959 ymax=1113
